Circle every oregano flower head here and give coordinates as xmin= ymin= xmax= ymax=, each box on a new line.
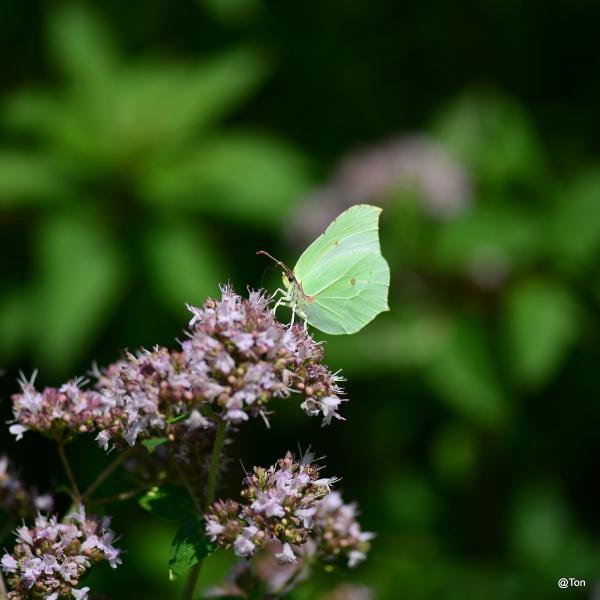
xmin=1 ymin=507 xmax=120 ymax=600
xmin=10 ymin=286 xmax=346 ymax=450
xmin=205 ymin=451 xmax=371 ymax=568
xmin=9 ymin=376 xmax=106 ymax=442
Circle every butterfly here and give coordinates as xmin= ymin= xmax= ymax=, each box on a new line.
xmin=258 ymin=204 xmax=390 ymax=334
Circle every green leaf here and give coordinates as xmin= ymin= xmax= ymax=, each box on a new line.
xmin=113 ymin=47 xmax=269 ymax=154
xmin=142 ymin=132 xmax=311 ymax=227
xmin=0 ymin=289 xmax=31 ymax=363
xmin=199 ymin=0 xmax=263 ymax=26
xmin=167 ymin=413 xmax=191 ymax=424
xmin=143 ymin=219 xmax=227 ymax=314
xmin=139 ymin=486 xmax=195 ymax=522
xmin=49 ymin=4 xmax=117 ymax=86
xmin=33 ymin=211 xmax=124 ymax=374
xmin=323 ymin=310 xmax=450 ymax=374
xmin=3 ymin=92 xmax=100 ymax=165
xmin=433 ymin=89 xmax=546 ymax=188
xmin=511 ymin=484 xmax=571 ymax=568
xmin=169 ymin=517 xmax=216 ymax=579
xmin=549 ymin=169 xmax=600 ymax=270
xmin=503 ymin=279 xmax=579 ymax=389
xmin=431 ymin=424 xmax=478 ymax=485
xmin=426 ymin=316 xmax=509 ymax=428
xmin=432 ymin=204 xmax=541 ymax=276
xmin=0 ymin=152 xmax=67 ymax=206
xmin=142 ymin=437 xmax=168 ymax=453
xmin=166 ymin=46 xmax=270 ymax=131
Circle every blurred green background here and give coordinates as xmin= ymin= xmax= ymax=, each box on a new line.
xmin=2 ymin=1 xmax=600 ymax=598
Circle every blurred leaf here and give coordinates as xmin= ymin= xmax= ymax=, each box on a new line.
xmin=549 ymin=169 xmax=600 ymax=270
xmin=4 ymin=91 xmax=115 ymax=170
xmin=169 ymin=517 xmax=216 ymax=579
xmin=0 ymin=152 xmax=67 ymax=205
xmin=142 ymin=437 xmax=168 ymax=453
xmin=93 ymin=46 xmax=270 ymax=161
xmin=426 ymin=316 xmax=509 ymax=428
xmin=34 ymin=212 xmax=124 ymax=373
xmin=166 ymin=46 xmax=269 ymax=132
xmin=127 ymin=518 xmax=184 ymax=595
xmin=139 ymin=486 xmax=195 ymax=521
xmin=0 ymin=289 xmax=30 ymax=362
xmin=432 ymin=204 xmax=540 ymax=280
xmin=49 ymin=4 xmax=117 ymax=86
xmin=323 ymin=310 xmax=451 ymax=374
xmin=433 ymin=89 xmax=546 ymax=188
xmin=511 ymin=484 xmax=571 ymax=569
xmin=503 ymin=279 xmax=579 ymax=389
xmin=383 ymin=474 xmax=440 ymax=528
xmin=143 ymin=132 xmax=311 ymax=226
xmin=143 ymin=219 xmax=226 ymax=313
xmin=6 ymin=42 xmax=269 ymax=170
xmin=431 ymin=424 xmax=478 ymax=485
xmin=200 ymin=0 xmax=263 ymax=26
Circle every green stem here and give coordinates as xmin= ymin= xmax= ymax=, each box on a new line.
xmin=58 ymin=441 xmax=81 ymax=503
xmin=181 ymin=420 xmax=226 ymax=600
xmin=89 ymin=487 xmax=147 ymax=505
xmin=173 ymin=460 xmax=202 ymax=514
xmin=204 ymin=421 xmax=226 ymax=510
xmin=0 ymin=568 xmax=7 ymax=599
xmin=82 ymin=447 xmax=133 ymax=502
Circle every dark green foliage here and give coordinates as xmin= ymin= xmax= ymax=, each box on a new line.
xmin=139 ymin=486 xmax=196 ymax=522
xmin=169 ymin=517 xmax=216 ymax=579
xmin=2 ymin=2 xmax=600 ymax=599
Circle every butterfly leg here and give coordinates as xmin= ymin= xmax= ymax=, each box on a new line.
xmin=272 ymin=297 xmax=284 ymax=313
xmin=272 ymin=293 xmax=292 ymax=314
xmin=269 ymin=288 xmax=288 ymax=301
xmin=289 ymin=303 xmax=296 ymax=327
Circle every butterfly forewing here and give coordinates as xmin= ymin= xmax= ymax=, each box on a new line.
xmin=292 ymin=204 xmax=390 ymax=335
xmin=293 ymin=204 xmax=382 ymax=285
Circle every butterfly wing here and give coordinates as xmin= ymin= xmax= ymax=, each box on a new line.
xmin=293 ymin=204 xmax=390 ymax=335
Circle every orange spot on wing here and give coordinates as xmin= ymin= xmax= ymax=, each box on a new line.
xmin=351 ymin=277 xmax=356 ymax=286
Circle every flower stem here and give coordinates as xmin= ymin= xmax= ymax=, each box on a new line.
xmin=181 ymin=420 xmax=226 ymax=600
xmin=82 ymin=447 xmax=133 ymax=502
xmin=58 ymin=441 xmax=81 ymax=503
xmin=0 ymin=568 xmax=7 ymax=599
xmin=173 ymin=460 xmax=202 ymax=514
xmin=204 ymin=421 xmax=226 ymax=510
xmin=90 ymin=487 xmax=148 ymax=505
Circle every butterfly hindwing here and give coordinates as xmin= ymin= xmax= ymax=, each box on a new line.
xmin=302 ymin=251 xmax=390 ymax=334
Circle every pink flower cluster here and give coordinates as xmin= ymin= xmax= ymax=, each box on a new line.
xmin=9 ymin=376 xmax=105 ymax=443
xmin=205 ymin=452 xmax=372 ymax=568
xmin=1 ymin=508 xmax=120 ymax=600
xmin=9 ymin=287 xmax=346 ymax=450
xmin=313 ymin=491 xmax=375 ymax=568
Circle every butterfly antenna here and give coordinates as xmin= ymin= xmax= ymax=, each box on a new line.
xmin=256 ymin=251 xmax=292 ymax=275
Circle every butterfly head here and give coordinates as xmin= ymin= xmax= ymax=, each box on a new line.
xmin=257 ymin=250 xmax=297 ymax=286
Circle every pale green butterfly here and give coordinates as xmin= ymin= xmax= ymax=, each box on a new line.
xmin=258 ymin=204 xmax=390 ymax=334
